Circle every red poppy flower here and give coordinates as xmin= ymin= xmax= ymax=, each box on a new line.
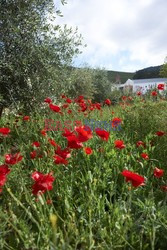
xmin=87 ymin=99 xmax=92 ymax=104
xmin=137 ymin=91 xmax=142 ymax=96
xmin=32 ymin=141 xmax=40 ymax=147
xmin=136 ymin=141 xmax=145 ymax=148
xmin=30 ymin=149 xmax=43 ymax=159
xmin=75 ymin=96 xmax=84 ymax=104
xmin=153 ymin=167 xmax=164 ymax=178
xmin=121 ymin=170 xmax=145 ymax=187
xmin=0 ymin=175 xmax=7 ymax=191
xmin=0 ymin=164 xmax=10 ymax=175
xmin=66 ymin=135 xmax=83 ymax=149
xmin=95 ymin=129 xmax=110 ymax=141
xmin=104 ymin=99 xmax=111 ymax=105
xmin=48 ymin=138 xmax=58 ymax=147
xmin=40 ymin=129 xmax=47 ymax=136
xmin=30 ymin=150 xmax=37 ymax=159
xmin=161 ymin=185 xmax=167 ymax=191
xmin=61 ymin=94 xmax=66 ymax=99
xmin=141 ymin=153 xmax=149 ymax=160
xmin=155 ymin=131 xmax=165 ymax=136
xmin=112 ymin=117 xmax=122 ymax=128
xmin=49 ymin=103 xmax=61 ymax=113
xmin=89 ymin=105 xmax=94 ymax=111
xmin=80 ymin=104 xmax=87 ymax=112
xmin=122 ymin=96 xmax=127 ymax=101
xmin=5 ymin=152 xmax=23 ymax=165
xmin=55 ymin=146 xmax=71 ymax=159
xmin=0 ymin=127 xmax=11 ymax=136
xmin=114 ymin=140 xmax=125 ymax=149
xmin=0 ymin=174 xmax=9 ymax=187
xmin=31 ymin=171 xmax=55 ymax=195
xmin=67 ymin=109 xmax=72 ymax=114
xmin=44 ymin=97 xmax=52 ymax=103
xmin=66 ymin=98 xmax=72 ymax=104
xmin=23 ymin=116 xmax=30 ymax=121
xmin=151 ymin=91 xmax=157 ymax=96
xmin=46 ymin=199 xmax=52 ymax=204
xmin=62 ymin=104 xmax=69 ymax=109
xmin=62 ymin=128 xmax=74 ymax=138
xmin=157 ymin=84 xmax=165 ymax=90
xmin=95 ymin=103 xmax=101 ymax=110
xmin=0 ymin=164 xmax=11 ymax=192
xmin=75 ymin=125 xmax=93 ymax=142
xmin=84 ymin=147 xmax=93 ymax=155
xmin=53 ymin=155 xmax=68 ymax=165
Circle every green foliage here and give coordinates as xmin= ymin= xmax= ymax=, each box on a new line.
xmin=56 ymin=67 xmax=96 ymax=99
xmin=56 ymin=66 xmax=114 ymax=102
xmin=107 ymin=70 xmax=134 ymax=83
xmin=0 ymin=97 xmax=167 ymax=249
xmin=0 ymin=0 xmax=83 ymax=112
xmin=122 ymin=100 xmax=167 ymax=163
xmin=92 ymin=68 xmax=112 ymax=102
xmin=110 ymin=89 xmax=123 ymax=103
xmin=160 ymin=57 xmax=167 ymax=78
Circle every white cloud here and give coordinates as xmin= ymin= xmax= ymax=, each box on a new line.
xmin=54 ymin=0 xmax=167 ymax=72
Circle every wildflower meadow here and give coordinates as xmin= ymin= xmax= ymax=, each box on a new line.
xmin=0 ymin=87 xmax=167 ymax=250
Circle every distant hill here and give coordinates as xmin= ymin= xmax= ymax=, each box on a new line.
xmin=133 ymin=65 xmax=162 ymax=79
xmin=107 ymin=70 xmax=134 ymax=83
xmin=72 ymin=66 xmax=135 ymax=84
xmin=74 ymin=65 xmax=164 ymax=84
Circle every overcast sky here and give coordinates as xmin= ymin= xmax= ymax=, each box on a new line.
xmin=54 ymin=0 xmax=167 ymax=72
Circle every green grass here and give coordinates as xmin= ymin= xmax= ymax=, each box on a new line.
xmin=0 ymin=94 xmax=167 ymax=250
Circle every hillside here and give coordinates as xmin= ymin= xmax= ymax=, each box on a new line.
xmin=107 ymin=70 xmax=134 ymax=83
xmin=106 ymin=65 xmax=164 ymax=83
xmin=76 ymin=65 xmax=163 ymax=84
xmin=133 ymin=65 xmax=162 ymax=79
xmin=71 ymin=66 xmax=135 ymax=84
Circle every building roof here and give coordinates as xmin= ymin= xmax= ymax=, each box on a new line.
xmin=132 ymin=78 xmax=167 ymax=84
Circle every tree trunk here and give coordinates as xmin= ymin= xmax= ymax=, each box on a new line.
xmin=0 ymin=105 xmax=3 ymax=118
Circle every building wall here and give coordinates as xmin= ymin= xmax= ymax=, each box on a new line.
xmin=133 ymin=82 xmax=166 ymax=93
xmin=112 ymin=79 xmax=167 ymax=94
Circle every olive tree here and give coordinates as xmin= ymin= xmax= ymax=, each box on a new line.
xmin=0 ymin=0 xmax=83 ymax=115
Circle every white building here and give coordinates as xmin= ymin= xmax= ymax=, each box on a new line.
xmin=112 ymin=78 xmax=167 ymax=94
